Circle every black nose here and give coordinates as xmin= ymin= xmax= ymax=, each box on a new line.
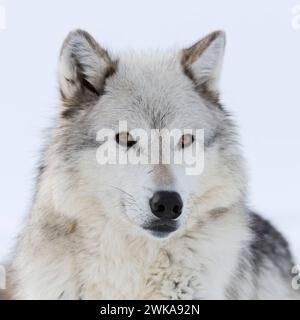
xmin=149 ymin=191 xmax=183 ymax=220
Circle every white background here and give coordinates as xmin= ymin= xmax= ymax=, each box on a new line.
xmin=0 ymin=0 xmax=299 ymax=263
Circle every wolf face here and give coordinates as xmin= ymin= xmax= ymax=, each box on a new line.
xmin=54 ymin=30 xmax=245 ymax=240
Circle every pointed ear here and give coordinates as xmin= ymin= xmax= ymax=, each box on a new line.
xmin=181 ymin=31 xmax=226 ymax=92
xmin=58 ymin=30 xmax=117 ymax=112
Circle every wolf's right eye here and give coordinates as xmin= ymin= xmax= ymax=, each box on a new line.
xmin=115 ymin=132 xmax=137 ymax=148
xmin=179 ymin=134 xmax=195 ymax=149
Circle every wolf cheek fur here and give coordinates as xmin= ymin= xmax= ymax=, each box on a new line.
xmin=7 ymin=30 xmax=299 ymax=299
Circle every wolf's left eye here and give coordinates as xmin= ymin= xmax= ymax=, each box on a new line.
xmin=180 ymin=134 xmax=194 ymax=148
xmin=115 ymin=132 xmax=137 ymax=148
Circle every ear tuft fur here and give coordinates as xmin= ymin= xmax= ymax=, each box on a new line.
xmin=181 ymin=31 xmax=226 ymax=93
xmin=58 ymin=29 xmax=117 ymax=116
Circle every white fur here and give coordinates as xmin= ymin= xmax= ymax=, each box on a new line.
xmin=7 ymin=30 xmax=299 ymax=300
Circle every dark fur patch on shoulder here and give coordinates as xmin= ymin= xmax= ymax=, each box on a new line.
xmin=225 ymin=212 xmax=296 ymax=299
xmin=249 ymin=212 xmax=294 ymax=275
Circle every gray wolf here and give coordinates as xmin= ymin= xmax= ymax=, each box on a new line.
xmin=2 ymin=30 xmax=299 ymax=299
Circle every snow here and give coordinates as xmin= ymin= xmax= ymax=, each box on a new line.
xmin=0 ymin=0 xmax=299 ymax=265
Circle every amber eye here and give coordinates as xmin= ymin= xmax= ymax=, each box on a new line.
xmin=115 ymin=132 xmax=137 ymax=148
xmin=180 ymin=134 xmax=194 ymax=148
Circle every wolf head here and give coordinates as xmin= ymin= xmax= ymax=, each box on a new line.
xmin=49 ymin=30 xmax=245 ymax=240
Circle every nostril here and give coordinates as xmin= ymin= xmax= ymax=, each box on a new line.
xmin=157 ymin=205 xmax=165 ymax=213
xmin=173 ymin=205 xmax=181 ymax=215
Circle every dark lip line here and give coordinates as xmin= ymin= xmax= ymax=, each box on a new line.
xmin=143 ymin=220 xmax=178 ymax=233
xmin=143 ymin=220 xmax=177 ymax=229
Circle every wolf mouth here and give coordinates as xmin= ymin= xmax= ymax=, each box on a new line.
xmin=143 ymin=220 xmax=178 ymax=237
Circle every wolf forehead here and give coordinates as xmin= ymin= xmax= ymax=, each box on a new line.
xmin=58 ymin=29 xmax=226 ymax=129
xmin=92 ymin=54 xmax=216 ymax=129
